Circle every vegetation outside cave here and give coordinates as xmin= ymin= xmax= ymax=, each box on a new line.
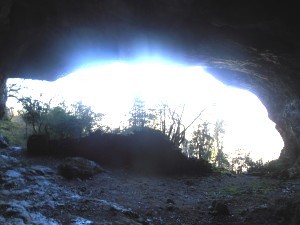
xmin=1 ymin=84 xmax=278 ymax=175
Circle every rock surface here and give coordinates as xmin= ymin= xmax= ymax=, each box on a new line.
xmin=0 ymin=133 xmax=8 ymax=148
xmin=58 ymin=157 xmax=104 ymax=179
xmin=210 ymin=201 xmax=231 ymax=216
xmin=1 ymin=147 xmax=300 ymax=224
xmin=0 ymin=1 xmax=300 ymax=173
xmin=0 ymin=148 xmax=146 ymax=224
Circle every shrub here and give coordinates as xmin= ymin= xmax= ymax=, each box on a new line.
xmin=0 ymin=115 xmax=27 ymax=146
xmin=19 ymin=98 xmax=103 ymax=140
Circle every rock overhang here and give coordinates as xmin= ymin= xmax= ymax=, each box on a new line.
xmin=1 ymin=0 xmax=298 ymax=79
xmin=0 ymin=0 xmax=300 ymax=172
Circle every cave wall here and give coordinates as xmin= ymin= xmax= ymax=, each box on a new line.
xmin=0 ymin=75 xmax=7 ymax=119
xmin=0 ymin=0 xmax=300 ymax=169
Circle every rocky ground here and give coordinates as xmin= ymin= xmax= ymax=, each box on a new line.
xmin=1 ymin=147 xmax=300 ymax=225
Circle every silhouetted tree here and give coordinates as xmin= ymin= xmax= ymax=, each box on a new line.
xmin=164 ymin=106 xmax=205 ymax=148
xmin=7 ymin=83 xmax=22 ymax=100
xmin=190 ymin=121 xmax=214 ymax=161
xmin=128 ymin=100 xmax=205 ymax=149
xmin=189 ymin=119 xmax=229 ymax=168
xmin=19 ymin=97 xmax=50 ymax=134
xmin=70 ymin=101 xmax=103 ymax=136
xmin=213 ymin=120 xmax=229 ymax=168
xmin=157 ymin=102 xmax=168 ymax=135
xmin=19 ymin=97 xmax=103 ymax=139
xmin=230 ymin=149 xmax=253 ymax=174
xmin=128 ymin=97 xmax=156 ymax=129
xmin=167 ymin=106 xmax=186 ymax=147
xmin=46 ymin=105 xmax=74 ymax=139
xmin=246 ymin=158 xmax=265 ymax=174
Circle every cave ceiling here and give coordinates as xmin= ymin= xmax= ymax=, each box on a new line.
xmin=1 ymin=0 xmax=300 ymax=167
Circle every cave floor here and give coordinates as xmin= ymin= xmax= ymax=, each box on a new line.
xmin=1 ymin=148 xmax=300 ymax=225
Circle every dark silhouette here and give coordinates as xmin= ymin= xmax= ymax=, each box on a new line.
xmin=27 ymin=127 xmax=212 ymax=176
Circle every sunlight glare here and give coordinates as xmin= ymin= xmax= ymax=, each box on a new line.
xmin=7 ymin=62 xmax=284 ymax=162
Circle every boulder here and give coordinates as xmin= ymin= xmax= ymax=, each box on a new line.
xmin=58 ymin=157 xmax=104 ymax=179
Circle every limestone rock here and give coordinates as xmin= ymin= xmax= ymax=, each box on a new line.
xmin=58 ymin=157 xmax=104 ymax=179
xmin=70 ymin=217 xmax=93 ymax=225
xmin=0 ymin=201 xmax=32 ymax=224
xmin=0 ymin=154 xmax=20 ymax=170
xmin=0 ymin=200 xmax=60 ymax=225
xmin=25 ymin=165 xmax=55 ymax=176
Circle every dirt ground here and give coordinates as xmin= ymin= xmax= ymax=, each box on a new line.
xmin=3 ymin=148 xmax=300 ymax=225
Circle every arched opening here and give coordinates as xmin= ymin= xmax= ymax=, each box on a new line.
xmin=6 ymin=62 xmax=283 ymax=169
xmin=1 ymin=1 xmax=300 ymax=224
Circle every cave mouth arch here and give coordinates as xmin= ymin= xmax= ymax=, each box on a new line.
xmin=7 ymin=62 xmax=284 ymax=162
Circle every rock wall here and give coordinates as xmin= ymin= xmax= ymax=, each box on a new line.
xmin=0 ymin=75 xmax=7 ymax=119
xmin=0 ymin=0 xmax=300 ymax=169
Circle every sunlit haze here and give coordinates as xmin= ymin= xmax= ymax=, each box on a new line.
xmin=7 ymin=62 xmax=284 ymax=162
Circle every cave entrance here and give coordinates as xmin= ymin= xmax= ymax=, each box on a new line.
xmin=7 ymin=62 xmax=283 ymax=164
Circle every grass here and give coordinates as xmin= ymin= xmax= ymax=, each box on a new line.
xmin=209 ymin=179 xmax=276 ymax=199
xmin=249 ymin=180 xmax=275 ymax=194
xmin=210 ymin=184 xmax=244 ymax=198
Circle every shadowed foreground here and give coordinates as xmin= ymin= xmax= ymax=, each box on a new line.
xmin=27 ymin=128 xmax=212 ymax=176
xmin=1 ymin=146 xmax=300 ymax=225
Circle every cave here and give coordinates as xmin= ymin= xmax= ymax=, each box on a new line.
xmin=0 ymin=1 xmax=300 ymax=175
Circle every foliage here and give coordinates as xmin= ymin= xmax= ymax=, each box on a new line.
xmin=18 ymin=97 xmax=103 ymax=140
xmin=18 ymin=97 xmax=50 ymax=134
xmin=128 ymin=97 xmax=156 ymax=128
xmin=156 ymin=103 xmax=168 ymax=135
xmin=46 ymin=106 xmax=79 ymax=139
xmin=246 ymin=159 xmax=288 ymax=177
xmin=229 ymin=149 xmax=267 ymax=174
xmin=228 ymin=151 xmax=288 ymax=177
xmin=189 ymin=121 xmax=214 ymax=160
xmin=264 ymin=159 xmax=287 ymax=175
xmin=247 ymin=158 xmax=265 ymax=174
xmin=230 ymin=149 xmax=252 ymax=174
xmin=70 ymin=101 xmax=103 ymax=136
xmin=0 ymin=113 xmax=28 ymax=146
xmin=189 ymin=119 xmax=229 ymax=169
xmin=212 ymin=167 xmax=232 ymax=175
xmin=128 ymin=99 xmax=187 ymax=147
xmin=213 ymin=120 xmax=229 ymax=168
xmin=128 ymin=99 xmax=205 ymax=148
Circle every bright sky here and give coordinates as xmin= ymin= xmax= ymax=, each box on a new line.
xmin=7 ymin=62 xmax=284 ymax=162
